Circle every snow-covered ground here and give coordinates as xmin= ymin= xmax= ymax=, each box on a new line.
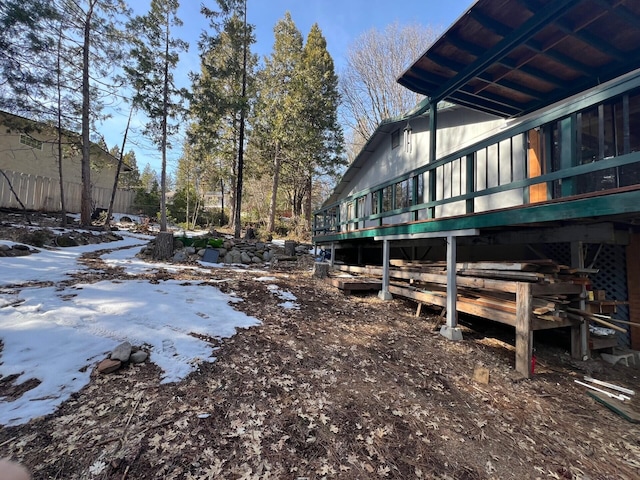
xmin=0 ymin=230 xmax=296 ymax=426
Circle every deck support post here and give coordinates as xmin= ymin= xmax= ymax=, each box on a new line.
xmin=570 ymin=241 xmax=589 ymax=360
xmin=515 ymin=282 xmax=533 ymax=378
xmin=440 ymin=234 xmax=463 ymax=340
xmin=378 ymin=239 xmax=393 ymax=300
xmin=516 ymin=282 xmax=533 ymax=378
xmin=330 ymin=243 xmax=335 ymax=268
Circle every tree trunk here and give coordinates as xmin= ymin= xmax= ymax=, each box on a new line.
xmin=267 ymin=144 xmax=281 ymax=233
xmin=80 ymin=3 xmax=95 ymax=226
xmin=154 ymin=231 xmax=174 ymax=260
xmin=159 ymin=14 xmax=170 ymax=233
xmin=303 ymin=175 xmax=312 ymax=231
xmin=56 ymin=25 xmax=67 ymax=228
xmin=105 ymin=107 xmax=133 ymax=231
xmin=233 ymin=2 xmax=249 ymax=239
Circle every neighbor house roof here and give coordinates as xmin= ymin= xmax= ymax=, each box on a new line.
xmin=398 ymin=0 xmax=640 ymax=118
xmin=0 ymin=110 xmax=131 ymax=170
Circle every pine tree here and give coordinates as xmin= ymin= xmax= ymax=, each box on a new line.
xmin=124 ymin=0 xmax=188 ymax=237
xmin=192 ymin=0 xmax=255 ymax=236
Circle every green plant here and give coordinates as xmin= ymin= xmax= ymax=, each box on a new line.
xmin=207 ymin=238 xmax=224 ymax=248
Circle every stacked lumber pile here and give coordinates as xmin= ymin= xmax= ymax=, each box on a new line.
xmin=391 ymin=259 xmax=583 ymax=325
xmin=333 ymin=259 xmax=585 ymax=327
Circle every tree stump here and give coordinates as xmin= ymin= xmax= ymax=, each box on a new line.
xmin=154 ymin=231 xmax=174 ymax=260
xmin=313 ymin=262 xmax=330 ymax=279
xmin=284 ymin=240 xmax=296 ymax=256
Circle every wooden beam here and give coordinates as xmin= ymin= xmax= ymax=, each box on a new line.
xmin=515 ymin=282 xmax=533 ymax=378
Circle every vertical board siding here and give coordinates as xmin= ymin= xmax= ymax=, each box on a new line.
xmin=0 ymin=169 xmax=134 ymax=213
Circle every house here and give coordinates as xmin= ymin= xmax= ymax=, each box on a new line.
xmin=0 ymin=111 xmax=134 ymax=213
xmin=313 ymin=0 xmax=640 ymax=376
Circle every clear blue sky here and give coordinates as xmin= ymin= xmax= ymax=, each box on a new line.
xmin=103 ymin=0 xmax=473 ymax=175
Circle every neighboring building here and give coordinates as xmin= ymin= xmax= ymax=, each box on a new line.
xmin=313 ymin=0 xmax=640 ymax=375
xmin=0 ymin=111 xmax=134 ymax=213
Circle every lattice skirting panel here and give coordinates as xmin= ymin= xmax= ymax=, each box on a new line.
xmin=542 ymin=242 xmax=630 ymax=348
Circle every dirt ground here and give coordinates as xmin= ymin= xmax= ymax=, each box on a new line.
xmin=0 ymin=211 xmax=639 ymax=479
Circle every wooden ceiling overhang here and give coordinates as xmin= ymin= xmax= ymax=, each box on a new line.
xmin=398 ymin=0 xmax=640 ymax=118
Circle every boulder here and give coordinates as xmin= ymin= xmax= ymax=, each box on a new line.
xmin=110 ymin=341 xmax=132 ymax=362
xmin=240 ymin=252 xmax=252 ymax=264
xmin=130 ymin=350 xmax=148 ymax=364
xmin=173 ymin=250 xmax=188 ymax=262
xmin=97 ymin=358 xmax=121 ymax=374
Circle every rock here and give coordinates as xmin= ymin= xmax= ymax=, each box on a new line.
xmin=197 ymin=248 xmax=206 ymax=257
xmin=173 ymin=250 xmax=188 ymax=262
xmin=224 ymin=253 xmax=233 ymax=263
xmin=56 ymin=235 xmax=79 ymax=247
xmin=251 ymin=256 xmax=262 ymax=263
xmin=97 ymin=358 xmax=121 ymax=374
xmin=0 ymin=244 xmax=10 ymax=251
xmin=110 ymin=341 xmax=132 ymax=362
xmin=185 ymin=246 xmax=196 ymax=255
xmin=241 ymin=252 xmax=252 ymax=264
xmin=256 ymin=242 xmax=265 ymax=250
xmin=130 ymin=350 xmax=148 ymax=364
xmin=263 ymin=251 xmax=272 ymax=262
xmin=13 ymin=244 xmax=30 ymax=250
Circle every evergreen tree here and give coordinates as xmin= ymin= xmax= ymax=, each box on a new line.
xmin=110 ymin=146 xmax=141 ymax=189
xmin=252 ymin=12 xmax=304 ymax=233
xmin=67 ymin=0 xmax=128 ymax=225
xmin=1 ymin=1 xmax=127 ymax=225
xmin=124 ymin=0 xmax=188 ymax=234
xmin=192 ymin=0 xmax=255 ymax=236
xmin=294 ymin=23 xmax=344 ymax=229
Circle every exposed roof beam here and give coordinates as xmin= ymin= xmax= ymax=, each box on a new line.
xmin=556 ymin=19 xmax=626 ymax=62
xmin=443 ymin=28 xmax=569 ymax=89
xmin=428 ymin=52 xmax=546 ymax=100
xmin=429 ymin=0 xmax=581 ymax=103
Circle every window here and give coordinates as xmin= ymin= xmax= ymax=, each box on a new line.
xmin=356 ymin=196 xmax=366 ymax=218
xmin=413 ymin=174 xmax=424 ymax=205
xmin=371 ymin=190 xmax=381 ymax=215
xmin=391 ymin=129 xmax=400 ymax=149
xmin=382 ymin=186 xmax=393 ymax=211
xmin=621 ymin=91 xmax=640 ymax=186
xmin=20 ymin=134 xmax=43 ymax=150
xmin=394 ymin=180 xmax=410 ymax=209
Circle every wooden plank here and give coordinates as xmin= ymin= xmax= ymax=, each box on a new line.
xmin=326 ymin=277 xmax=381 ymax=292
xmin=334 ymin=264 xmax=521 ymax=293
xmin=515 ymin=282 xmax=533 ymax=379
xmin=458 ymin=261 xmax=540 ymax=272
xmin=587 ymin=391 xmax=640 ymax=423
xmin=532 ymin=317 xmax=577 ymax=330
xmin=458 ymin=269 xmax=544 ymax=281
xmin=388 ymin=285 xmax=517 ymax=326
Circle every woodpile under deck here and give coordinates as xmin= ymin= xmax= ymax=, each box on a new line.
xmin=328 ymin=260 xmax=594 ymax=378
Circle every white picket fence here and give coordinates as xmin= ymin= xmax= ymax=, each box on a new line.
xmin=0 ymin=169 xmax=135 ymax=214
